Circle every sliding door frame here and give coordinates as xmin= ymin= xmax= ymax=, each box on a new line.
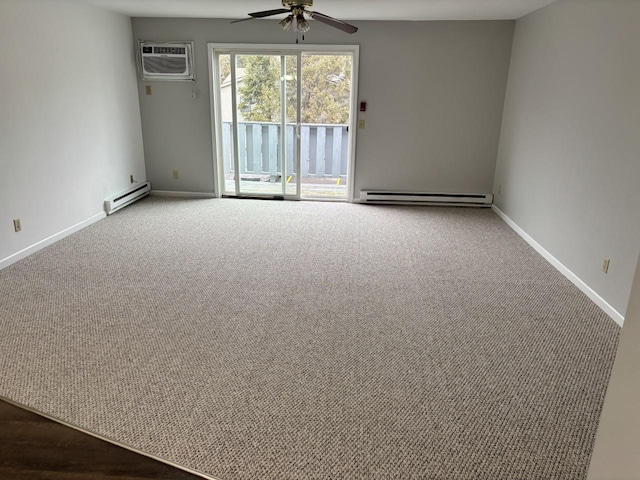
xmin=207 ymin=43 xmax=360 ymax=202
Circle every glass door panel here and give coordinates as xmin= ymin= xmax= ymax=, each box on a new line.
xmin=217 ymin=53 xmax=236 ymax=196
xmin=228 ymin=53 xmax=299 ymax=198
xmin=299 ymin=54 xmax=352 ymax=200
xmin=284 ymin=54 xmax=299 ymax=197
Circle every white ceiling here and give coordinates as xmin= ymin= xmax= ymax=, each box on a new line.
xmin=88 ymin=0 xmax=558 ymax=21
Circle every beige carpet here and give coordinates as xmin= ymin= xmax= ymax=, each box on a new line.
xmin=0 ymin=197 xmax=619 ymax=479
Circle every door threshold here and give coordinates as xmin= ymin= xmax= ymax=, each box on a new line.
xmin=222 ymin=194 xmax=286 ymax=201
xmin=301 ymin=197 xmax=348 ymax=203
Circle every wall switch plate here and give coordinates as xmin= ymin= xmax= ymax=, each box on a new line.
xmin=602 ymin=257 xmax=610 ymax=274
xmin=13 ymin=219 xmax=21 ymax=232
xmin=145 ymin=85 xmax=152 ymax=96
xmin=173 ymin=170 xmax=179 ymax=180
xmin=358 ymin=120 xmax=365 ymax=130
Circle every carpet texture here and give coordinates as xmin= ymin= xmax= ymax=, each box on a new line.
xmin=0 ymin=197 xmax=620 ymax=479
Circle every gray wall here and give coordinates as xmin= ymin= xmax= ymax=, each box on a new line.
xmin=131 ymin=18 xmax=514 ymax=195
xmin=493 ymin=0 xmax=640 ymax=316
xmin=588 ymin=252 xmax=640 ymax=478
xmin=0 ymin=0 xmax=145 ymax=264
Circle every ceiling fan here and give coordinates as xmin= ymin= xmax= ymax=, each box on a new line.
xmin=231 ymin=0 xmax=358 ymax=36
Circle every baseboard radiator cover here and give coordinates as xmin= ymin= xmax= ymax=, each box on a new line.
xmin=105 ymin=182 xmax=151 ymax=215
xmin=359 ymin=191 xmax=493 ymax=207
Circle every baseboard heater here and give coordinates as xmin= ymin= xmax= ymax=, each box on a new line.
xmin=359 ymin=191 xmax=493 ymax=207
xmin=104 ymin=182 xmax=151 ymax=215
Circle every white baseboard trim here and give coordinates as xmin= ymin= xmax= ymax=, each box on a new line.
xmin=150 ymin=190 xmax=217 ymax=199
xmin=492 ymin=205 xmax=624 ymax=327
xmin=0 ymin=212 xmax=106 ymax=271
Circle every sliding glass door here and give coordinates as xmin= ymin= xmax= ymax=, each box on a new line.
xmin=215 ymin=51 xmax=301 ymax=199
xmin=211 ymin=45 xmax=358 ymax=201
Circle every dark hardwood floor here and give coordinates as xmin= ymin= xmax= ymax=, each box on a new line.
xmin=0 ymin=400 xmax=206 ymax=480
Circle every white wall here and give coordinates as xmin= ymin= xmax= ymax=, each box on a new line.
xmin=588 ymin=254 xmax=640 ymax=478
xmin=131 ymin=18 xmax=514 ymax=194
xmin=0 ymin=0 xmax=145 ymax=265
xmin=493 ymin=0 xmax=640 ymax=316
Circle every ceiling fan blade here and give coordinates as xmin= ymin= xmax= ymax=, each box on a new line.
xmin=231 ymin=8 xmax=290 ymax=24
xmin=230 ymin=17 xmax=257 ymax=24
xmin=249 ymin=8 xmax=291 ymax=18
xmin=309 ymin=11 xmax=358 ymax=34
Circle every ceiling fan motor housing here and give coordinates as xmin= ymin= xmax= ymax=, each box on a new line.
xmin=282 ymin=0 xmax=313 ymax=8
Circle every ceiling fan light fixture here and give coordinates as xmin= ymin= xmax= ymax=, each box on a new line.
xmin=279 ymin=14 xmax=293 ymax=31
xmin=296 ymin=14 xmax=310 ymax=33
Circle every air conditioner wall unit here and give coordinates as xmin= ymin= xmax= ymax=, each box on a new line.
xmin=359 ymin=191 xmax=493 ymax=207
xmin=105 ymin=182 xmax=151 ymax=215
xmin=138 ymin=41 xmax=195 ymax=81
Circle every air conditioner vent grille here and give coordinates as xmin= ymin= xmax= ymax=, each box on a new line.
xmin=143 ymin=56 xmax=188 ymax=74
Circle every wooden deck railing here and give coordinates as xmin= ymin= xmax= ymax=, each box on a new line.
xmin=221 ymin=122 xmax=349 ymax=178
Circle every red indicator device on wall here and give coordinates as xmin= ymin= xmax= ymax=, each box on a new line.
xmin=360 ymin=102 xmax=366 ymax=112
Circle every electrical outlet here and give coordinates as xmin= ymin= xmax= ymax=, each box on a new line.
xmin=145 ymin=85 xmax=152 ymax=96
xmin=602 ymin=257 xmax=610 ymax=274
xmin=173 ymin=170 xmax=179 ymax=180
xmin=13 ymin=219 xmax=21 ymax=233
xmin=130 ymin=174 xmax=134 ymax=184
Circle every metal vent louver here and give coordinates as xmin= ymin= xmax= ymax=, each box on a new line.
xmin=142 ymin=56 xmax=188 ymax=75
